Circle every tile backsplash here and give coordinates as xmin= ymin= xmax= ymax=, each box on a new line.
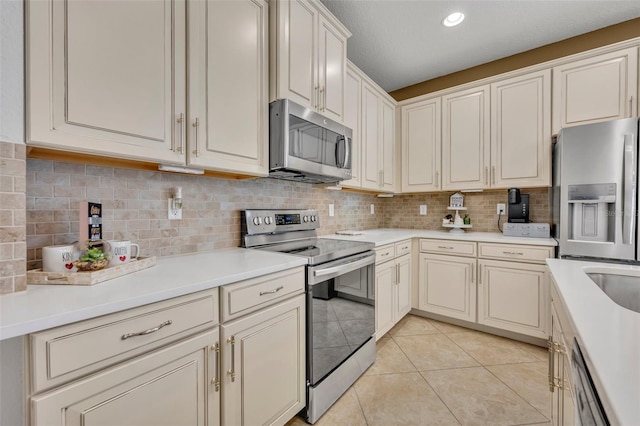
xmin=3 ymin=153 xmax=552 ymax=292
xmin=0 ymin=142 xmax=27 ymax=294
xmin=25 ymin=159 xmax=384 ymax=270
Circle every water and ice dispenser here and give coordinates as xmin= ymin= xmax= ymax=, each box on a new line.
xmin=567 ymin=183 xmax=616 ymax=243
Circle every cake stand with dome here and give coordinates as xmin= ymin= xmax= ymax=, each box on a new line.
xmin=443 ymin=206 xmax=472 ymax=233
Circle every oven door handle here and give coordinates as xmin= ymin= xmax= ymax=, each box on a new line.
xmin=309 ymin=252 xmax=375 ymax=283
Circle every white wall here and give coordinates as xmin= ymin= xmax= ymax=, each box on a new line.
xmin=0 ymin=0 xmax=25 ymax=144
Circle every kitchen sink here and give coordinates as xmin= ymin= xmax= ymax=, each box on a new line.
xmin=586 ymin=272 xmax=640 ymax=313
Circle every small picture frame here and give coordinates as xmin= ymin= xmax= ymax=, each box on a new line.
xmin=450 ymin=192 xmax=464 ymax=208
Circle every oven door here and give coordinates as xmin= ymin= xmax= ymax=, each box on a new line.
xmin=306 ymin=252 xmax=375 ymax=386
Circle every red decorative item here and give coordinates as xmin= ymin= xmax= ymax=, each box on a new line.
xmin=119 ymin=256 xmax=127 ymax=262
xmin=65 ymin=263 xmax=73 ymax=269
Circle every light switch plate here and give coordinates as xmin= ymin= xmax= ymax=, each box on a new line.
xmin=370 ymin=204 xmax=375 ymax=214
xmin=329 ymin=204 xmax=335 ymax=217
xmin=419 ymin=205 xmax=427 ymax=215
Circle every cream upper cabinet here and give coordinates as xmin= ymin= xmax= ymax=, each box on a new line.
xmin=361 ymin=81 xmax=396 ymax=192
xmin=490 ymin=69 xmax=552 ymax=188
xmin=341 ymin=63 xmax=362 ymax=188
xmin=552 ymin=47 xmax=638 ymax=134
xmin=442 ymin=85 xmax=491 ymax=191
xmin=27 ymin=0 xmax=186 ymax=164
xmin=401 ymin=97 xmax=441 ymax=192
xmin=270 ymin=0 xmax=350 ymax=122
xmin=187 ymin=0 xmax=268 ymax=176
xmin=27 ymin=0 xmax=269 ymax=177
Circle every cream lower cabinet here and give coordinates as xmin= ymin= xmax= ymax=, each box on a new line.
xmin=477 ymin=243 xmax=553 ymax=339
xmin=549 ymin=278 xmax=576 ymax=426
xmin=375 ymin=241 xmax=412 ymax=339
xmin=31 ymin=329 xmax=219 ymax=426
xmin=418 ymin=253 xmax=477 ymax=322
xmin=552 ymin=47 xmax=638 ymax=134
xmin=220 ymin=295 xmax=305 ymax=426
xmin=29 ymin=267 xmax=306 ymax=426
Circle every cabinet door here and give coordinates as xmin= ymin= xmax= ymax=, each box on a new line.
xmin=274 ymin=0 xmax=317 ymax=109
xmin=395 ymin=254 xmax=412 ymax=321
xmin=478 ymin=260 xmax=548 ymax=338
xmin=375 ymin=260 xmax=395 ymax=340
xmin=341 ymin=64 xmax=362 ymax=188
xmin=491 ymin=70 xmax=552 ymax=188
xmin=318 ymin=14 xmax=346 ymax=122
xmin=402 ymin=98 xmax=441 ymax=192
xmin=418 ymin=253 xmax=476 ymax=322
xmin=27 ymin=0 xmax=185 ymax=164
xmin=381 ymin=98 xmax=396 ymax=192
xmin=31 ymin=329 xmax=218 ymax=426
xmin=552 ymin=47 xmax=638 ymax=134
xmin=188 ymin=0 xmax=268 ymax=176
xmin=442 ymin=85 xmax=490 ymax=190
xmin=221 ymin=295 xmax=305 ymax=426
xmin=361 ymin=83 xmax=381 ymax=190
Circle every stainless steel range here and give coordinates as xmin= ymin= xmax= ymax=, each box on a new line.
xmin=241 ymin=209 xmax=376 ymax=424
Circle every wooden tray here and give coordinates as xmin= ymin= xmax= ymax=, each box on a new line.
xmin=27 ymin=256 xmax=157 ymax=286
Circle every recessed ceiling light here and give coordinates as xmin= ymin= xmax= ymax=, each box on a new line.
xmin=443 ymin=12 xmax=465 ymax=27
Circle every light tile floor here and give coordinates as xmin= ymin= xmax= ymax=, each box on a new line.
xmin=287 ymin=314 xmax=551 ymax=426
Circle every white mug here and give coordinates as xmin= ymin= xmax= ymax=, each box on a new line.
xmin=108 ymin=240 xmax=140 ymax=267
xmin=42 ymin=244 xmax=78 ymax=272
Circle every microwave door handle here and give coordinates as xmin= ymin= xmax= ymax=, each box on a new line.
xmin=342 ymin=137 xmax=350 ymax=169
xmin=335 ymin=136 xmax=348 ymax=168
xmin=622 ymin=133 xmax=636 ymax=245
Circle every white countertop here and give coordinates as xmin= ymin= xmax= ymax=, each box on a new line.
xmin=0 ymin=248 xmax=307 ymax=341
xmin=322 ymin=228 xmax=557 ymax=247
xmin=546 ymin=258 xmax=640 ymax=425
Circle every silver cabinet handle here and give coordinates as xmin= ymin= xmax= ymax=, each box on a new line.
xmin=471 ymin=265 xmax=475 ymax=283
xmin=121 ymin=320 xmax=172 ymax=340
xmin=176 ymin=113 xmax=184 ymax=153
xmin=259 ymin=286 xmax=283 ymax=296
xmin=435 ymin=170 xmax=439 ymax=188
xmin=484 ymin=166 xmax=488 ymax=185
xmin=314 ymin=86 xmax=319 ymax=110
xmin=547 ymin=336 xmax=555 ymax=392
xmin=502 ymin=251 xmax=524 ymax=256
xmin=395 ymin=264 xmax=400 ymax=285
xmin=437 ymin=246 xmax=454 ymax=250
xmin=478 ymin=265 xmax=482 ymax=284
xmin=491 ymin=166 xmax=496 ymax=185
xmin=227 ymin=336 xmax=236 ymax=382
xmin=192 ymin=117 xmax=200 ymax=157
xmin=210 ymin=342 xmax=220 ymax=392
xmin=630 ymin=96 xmax=634 ymax=117
xmin=320 ymin=87 xmax=325 ymax=111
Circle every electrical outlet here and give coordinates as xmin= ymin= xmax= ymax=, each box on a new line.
xmin=329 ymin=204 xmax=335 ymax=217
xmin=370 ymin=204 xmax=375 ymax=214
xmin=497 ymin=203 xmax=506 ymax=215
xmin=419 ymin=205 xmax=427 ymax=215
xmin=168 ymin=200 xmax=182 ymax=220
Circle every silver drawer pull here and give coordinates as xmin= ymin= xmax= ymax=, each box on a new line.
xmin=259 ymin=286 xmax=283 ymax=296
xmin=380 ymin=252 xmax=390 ymax=256
xmin=121 ymin=320 xmax=172 ymax=340
xmin=502 ymin=251 xmax=524 ymax=256
xmin=227 ymin=336 xmax=236 ymax=382
xmin=437 ymin=246 xmax=454 ymax=250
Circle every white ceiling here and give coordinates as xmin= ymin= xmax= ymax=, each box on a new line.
xmin=319 ymin=0 xmax=640 ymax=92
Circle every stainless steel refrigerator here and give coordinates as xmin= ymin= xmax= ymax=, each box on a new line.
xmin=553 ymin=117 xmax=640 ymax=262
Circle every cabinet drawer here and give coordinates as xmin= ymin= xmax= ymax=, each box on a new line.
xmin=478 ymin=243 xmax=554 ymax=263
xmin=375 ymin=245 xmax=395 ymax=263
xmin=420 ymin=239 xmax=476 ymax=257
xmin=30 ymin=289 xmax=219 ymax=393
xmin=221 ymin=267 xmax=305 ymax=322
xmin=395 ymin=240 xmax=411 ymax=257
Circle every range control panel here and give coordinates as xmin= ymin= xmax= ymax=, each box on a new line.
xmin=242 ymin=209 xmax=319 ymax=235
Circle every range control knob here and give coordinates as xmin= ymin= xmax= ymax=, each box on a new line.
xmin=264 ymin=216 xmax=273 ymax=225
xmin=311 ymin=215 xmax=317 ymax=222
xmin=253 ymin=217 xmax=262 ymax=226
xmin=303 ymin=216 xmax=309 ymax=223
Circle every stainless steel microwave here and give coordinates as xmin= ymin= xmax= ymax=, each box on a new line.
xmin=269 ymin=99 xmax=352 ymax=184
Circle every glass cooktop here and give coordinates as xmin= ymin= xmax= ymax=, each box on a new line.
xmin=257 ymin=238 xmax=374 ymax=265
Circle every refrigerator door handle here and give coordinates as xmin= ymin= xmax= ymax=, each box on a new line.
xmin=622 ymin=133 xmax=636 ymax=245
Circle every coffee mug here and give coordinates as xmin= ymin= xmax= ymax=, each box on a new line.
xmin=42 ymin=244 xmax=78 ymax=272
xmin=108 ymin=240 xmax=140 ymax=266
